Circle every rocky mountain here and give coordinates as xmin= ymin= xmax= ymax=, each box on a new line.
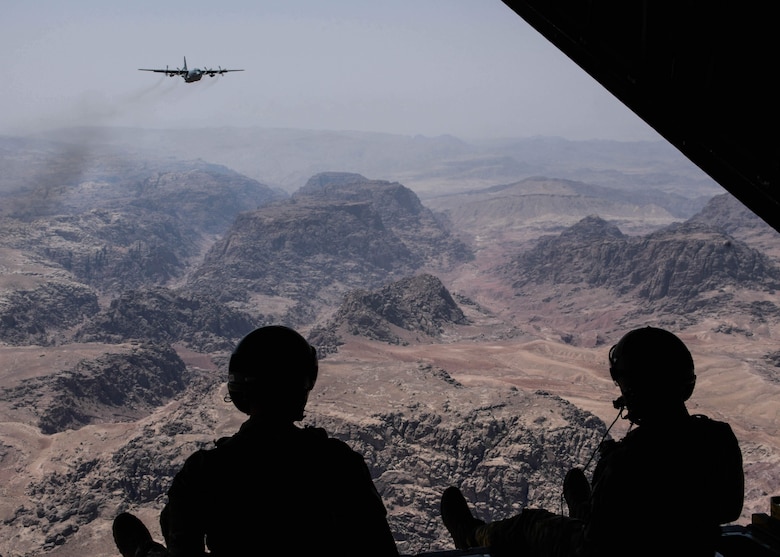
xmin=310 ymin=273 xmax=468 ymax=349
xmin=505 ymin=214 xmax=780 ymax=318
xmin=689 ymin=193 xmax=777 ymax=235
xmin=296 ymin=172 xmax=471 ymax=267
xmin=0 ymin=161 xmax=285 ymax=293
xmin=688 ymin=193 xmax=780 ymax=258
xmin=187 ymin=173 xmax=473 ymax=325
xmin=0 ymin=343 xmax=187 ymax=434
xmin=0 ymin=143 xmax=286 ymax=223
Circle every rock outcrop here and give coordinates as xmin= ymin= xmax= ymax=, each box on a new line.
xmin=0 ymin=280 xmax=99 ymax=345
xmin=311 ymin=273 xmax=468 ymax=349
xmin=74 ymin=287 xmax=259 ymax=352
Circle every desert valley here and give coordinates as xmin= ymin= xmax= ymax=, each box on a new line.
xmin=0 ymin=128 xmax=778 ymax=556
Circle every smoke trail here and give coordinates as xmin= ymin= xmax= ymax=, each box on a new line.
xmin=200 ymin=74 xmax=222 ymax=90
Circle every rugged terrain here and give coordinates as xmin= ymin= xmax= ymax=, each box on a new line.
xmin=1 ymin=129 xmax=778 ymax=557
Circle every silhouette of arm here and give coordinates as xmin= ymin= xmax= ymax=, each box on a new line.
xmin=325 ymin=438 xmax=399 ymax=557
xmin=160 ymin=450 xmax=210 ymax=557
xmin=699 ymin=418 xmax=744 ymax=524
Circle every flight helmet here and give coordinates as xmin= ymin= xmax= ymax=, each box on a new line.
xmin=608 ymin=326 xmax=696 ymax=409
xmin=227 ymin=325 xmax=318 ymax=419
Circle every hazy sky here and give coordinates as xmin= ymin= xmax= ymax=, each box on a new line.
xmin=1 ymin=0 xmax=661 ymax=141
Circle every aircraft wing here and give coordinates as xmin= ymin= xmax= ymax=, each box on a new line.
xmin=204 ymin=67 xmax=244 ymax=77
xmin=138 ymin=68 xmax=186 ymax=76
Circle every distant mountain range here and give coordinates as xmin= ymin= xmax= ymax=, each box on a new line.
xmin=2 ymin=126 xmax=722 ymax=197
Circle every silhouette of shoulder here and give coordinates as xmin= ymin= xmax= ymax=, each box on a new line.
xmin=176 ymin=421 xmax=364 ymax=478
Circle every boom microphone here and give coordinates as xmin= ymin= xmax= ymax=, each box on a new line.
xmin=580 ymin=402 xmax=625 ymax=475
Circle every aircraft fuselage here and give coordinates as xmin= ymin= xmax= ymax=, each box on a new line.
xmin=184 ymin=70 xmax=203 ymax=83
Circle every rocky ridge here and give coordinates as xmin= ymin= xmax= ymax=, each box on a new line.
xmin=506 ymin=215 xmax=780 ymax=316
xmin=74 ymin=287 xmax=258 ymax=353
xmin=0 ymin=343 xmax=188 ymax=434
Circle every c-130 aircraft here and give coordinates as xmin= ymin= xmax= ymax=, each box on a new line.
xmin=139 ymin=56 xmax=243 ymax=83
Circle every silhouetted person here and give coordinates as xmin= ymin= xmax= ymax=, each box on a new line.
xmin=113 ymin=325 xmax=398 ymax=557
xmin=440 ymin=326 xmax=744 ymax=557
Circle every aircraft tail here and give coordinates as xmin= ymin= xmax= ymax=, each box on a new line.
xmin=183 ymin=56 xmax=187 ymax=70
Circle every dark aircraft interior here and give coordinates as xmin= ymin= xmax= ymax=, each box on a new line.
xmin=502 ymin=1 xmax=780 ymax=236
xmin=419 ymin=2 xmax=780 ymax=556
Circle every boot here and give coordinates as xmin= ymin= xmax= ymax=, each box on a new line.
xmin=112 ymin=512 xmax=167 ymax=557
xmin=563 ymin=468 xmax=591 ymax=520
xmin=440 ymin=486 xmax=486 ymax=549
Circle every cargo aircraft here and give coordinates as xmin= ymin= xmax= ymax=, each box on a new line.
xmin=138 ymin=57 xmax=243 ymax=83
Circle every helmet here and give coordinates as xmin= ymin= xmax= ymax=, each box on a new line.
xmin=227 ymin=325 xmax=318 ymax=418
xmin=609 ymin=326 xmax=696 ymax=404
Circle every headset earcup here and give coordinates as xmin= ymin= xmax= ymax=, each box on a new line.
xmin=681 ymin=375 xmax=696 ymax=401
xmin=227 ymin=384 xmax=252 ymax=414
